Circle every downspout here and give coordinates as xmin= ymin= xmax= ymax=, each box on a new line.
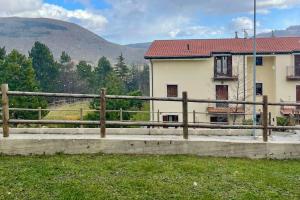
xmin=150 ymin=59 xmax=154 ymax=122
xmin=243 ymin=54 xmax=246 ymax=120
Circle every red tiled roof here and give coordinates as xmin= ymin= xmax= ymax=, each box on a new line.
xmin=145 ymin=37 xmax=300 ymax=59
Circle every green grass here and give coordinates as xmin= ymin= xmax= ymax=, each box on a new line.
xmin=0 ymin=155 xmax=299 ymax=200
xmin=44 ymin=101 xmax=92 ymax=121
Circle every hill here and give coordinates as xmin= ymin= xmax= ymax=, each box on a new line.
xmin=258 ymin=25 xmax=300 ymax=37
xmin=0 ymin=17 xmax=147 ymax=65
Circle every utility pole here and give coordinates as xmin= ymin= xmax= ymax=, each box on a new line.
xmin=252 ymin=0 xmax=257 ymax=137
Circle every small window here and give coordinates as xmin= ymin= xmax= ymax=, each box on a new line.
xmin=210 ymin=116 xmax=228 ymax=124
xmin=256 ymin=83 xmax=263 ymax=96
xmin=167 ymin=85 xmax=178 ymax=97
xmin=256 ymin=114 xmax=261 ymax=125
xmin=163 ymin=115 xmax=179 ymax=122
xmin=256 ymin=57 xmax=263 ymax=66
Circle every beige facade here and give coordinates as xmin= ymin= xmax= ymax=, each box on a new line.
xmin=150 ymin=54 xmax=300 ymax=125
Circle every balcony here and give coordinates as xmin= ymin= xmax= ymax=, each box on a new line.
xmin=213 ymin=73 xmax=238 ymax=81
xmin=207 ymin=106 xmax=244 ymax=114
xmin=286 ymin=66 xmax=300 ymax=81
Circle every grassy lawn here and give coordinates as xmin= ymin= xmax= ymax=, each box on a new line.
xmin=44 ymin=101 xmax=92 ymax=121
xmin=0 ymin=155 xmax=299 ymax=200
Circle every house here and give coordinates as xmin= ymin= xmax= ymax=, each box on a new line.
xmin=144 ymin=37 xmax=300 ymax=125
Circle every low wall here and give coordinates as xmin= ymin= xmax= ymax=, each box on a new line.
xmin=2 ymin=128 xmax=261 ymax=136
xmin=0 ymin=137 xmax=299 ymax=159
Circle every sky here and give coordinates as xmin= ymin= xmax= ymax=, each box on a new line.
xmin=0 ymin=0 xmax=299 ymax=44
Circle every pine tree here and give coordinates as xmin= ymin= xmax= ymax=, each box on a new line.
xmin=0 ymin=46 xmax=6 ymax=60
xmin=29 ymin=41 xmax=59 ymax=92
xmin=95 ymin=56 xmax=112 ymax=88
xmin=0 ymin=50 xmax=48 ymax=119
xmin=114 ymin=53 xmax=129 ymax=83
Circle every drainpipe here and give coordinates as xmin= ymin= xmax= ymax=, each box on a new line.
xmin=150 ymin=59 xmax=154 ymax=122
xmin=243 ymin=54 xmax=246 ymax=120
xmin=252 ymin=0 xmax=257 ymax=136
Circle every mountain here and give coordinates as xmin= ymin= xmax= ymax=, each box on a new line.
xmin=0 ymin=17 xmax=147 ymax=65
xmin=126 ymin=42 xmax=151 ymax=49
xmin=258 ymin=25 xmax=300 ymax=37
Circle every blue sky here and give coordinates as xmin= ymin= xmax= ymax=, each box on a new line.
xmin=1 ymin=0 xmax=300 ymax=44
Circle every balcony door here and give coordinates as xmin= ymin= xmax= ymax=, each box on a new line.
xmin=216 ymin=85 xmax=228 ymax=107
xmin=214 ymin=56 xmax=232 ymax=77
xmin=296 ymin=85 xmax=300 ymax=110
xmin=295 ymin=55 xmax=300 ymax=76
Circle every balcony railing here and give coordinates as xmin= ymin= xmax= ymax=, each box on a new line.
xmin=286 ymin=65 xmax=300 ymax=80
xmin=213 ymin=73 xmax=238 ymax=81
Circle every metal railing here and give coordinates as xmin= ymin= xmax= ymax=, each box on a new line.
xmin=2 ymin=84 xmax=300 ymax=141
xmin=286 ymin=65 xmax=300 ymax=80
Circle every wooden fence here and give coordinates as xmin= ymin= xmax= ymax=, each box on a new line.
xmin=2 ymin=84 xmax=300 ymax=142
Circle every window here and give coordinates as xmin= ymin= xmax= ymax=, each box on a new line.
xmin=256 ymin=114 xmax=261 ymax=125
xmin=216 ymin=85 xmax=228 ymax=107
xmin=163 ymin=115 xmax=179 ymax=122
xmin=214 ymin=56 xmax=232 ymax=76
xmin=210 ymin=116 xmax=228 ymax=124
xmin=256 ymin=57 xmax=263 ymax=66
xmin=167 ymin=85 xmax=178 ymax=97
xmin=256 ymin=83 xmax=263 ymax=96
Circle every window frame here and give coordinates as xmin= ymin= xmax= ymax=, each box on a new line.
xmin=214 ymin=56 xmax=232 ymax=77
xmin=256 ymin=57 xmax=263 ymax=66
xmin=167 ymin=84 xmax=178 ymax=97
xmin=256 ymin=83 xmax=263 ymax=96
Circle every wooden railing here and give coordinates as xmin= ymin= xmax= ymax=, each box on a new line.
xmin=2 ymin=84 xmax=300 ymax=142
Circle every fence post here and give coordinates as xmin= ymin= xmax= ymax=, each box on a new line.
xmin=100 ymin=88 xmax=106 ymax=138
xmin=182 ymin=91 xmax=188 ymax=139
xmin=38 ymin=107 xmax=42 ymax=128
xmin=193 ymin=110 xmax=196 ymax=124
xmin=157 ymin=109 xmax=160 ymax=122
xmin=262 ymin=95 xmax=268 ymax=142
xmin=80 ymin=108 xmax=83 ymax=128
xmin=1 ymin=84 xmax=9 ymax=137
xmin=120 ymin=108 xmax=123 ymax=128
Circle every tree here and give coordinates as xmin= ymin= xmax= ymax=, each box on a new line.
xmin=0 ymin=46 xmax=6 ymax=60
xmin=0 ymin=50 xmax=48 ymax=119
xmin=114 ymin=53 xmax=129 ymax=83
xmin=95 ymin=56 xmax=112 ymax=88
xmin=29 ymin=41 xmax=59 ymax=92
xmin=60 ymin=51 xmax=71 ymax=64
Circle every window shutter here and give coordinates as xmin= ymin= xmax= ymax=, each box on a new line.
xmin=227 ymin=56 xmax=232 ymax=76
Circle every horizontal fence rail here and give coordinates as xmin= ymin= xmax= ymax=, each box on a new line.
xmin=2 ymin=83 xmax=300 ymax=141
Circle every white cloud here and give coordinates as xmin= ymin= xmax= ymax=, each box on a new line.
xmin=231 ymin=17 xmax=254 ymax=31
xmin=0 ymin=1 xmax=107 ymax=33
xmin=0 ymin=0 xmax=42 ymax=13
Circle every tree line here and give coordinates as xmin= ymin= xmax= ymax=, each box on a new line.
xmin=0 ymin=41 xmax=150 ymax=122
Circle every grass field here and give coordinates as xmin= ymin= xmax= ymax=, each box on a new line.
xmin=44 ymin=101 xmax=92 ymax=121
xmin=0 ymin=155 xmax=299 ymax=200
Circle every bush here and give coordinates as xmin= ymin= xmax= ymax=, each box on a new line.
xmin=242 ymin=119 xmax=253 ymax=125
xmin=276 ymin=116 xmax=289 ymax=126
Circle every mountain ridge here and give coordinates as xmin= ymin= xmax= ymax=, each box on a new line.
xmin=0 ymin=17 xmax=146 ymax=65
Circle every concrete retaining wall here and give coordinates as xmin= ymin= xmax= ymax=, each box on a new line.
xmin=2 ymin=128 xmax=261 ymax=136
xmin=1 ymin=137 xmax=299 ymax=159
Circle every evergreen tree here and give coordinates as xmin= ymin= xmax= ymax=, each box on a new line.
xmin=95 ymin=56 xmax=112 ymax=88
xmin=0 ymin=50 xmax=48 ymax=119
xmin=0 ymin=46 xmax=6 ymax=60
xmin=29 ymin=41 xmax=59 ymax=92
xmin=114 ymin=53 xmax=129 ymax=83
xmin=58 ymin=51 xmax=75 ymax=93
xmin=76 ymin=61 xmax=93 ymax=93
xmin=60 ymin=51 xmax=71 ymax=64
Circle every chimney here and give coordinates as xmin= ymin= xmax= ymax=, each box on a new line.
xmin=271 ymin=30 xmax=275 ymax=38
xmin=243 ymin=29 xmax=248 ymax=39
xmin=187 ymin=44 xmax=190 ymax=50
xmin=235 ymin=31 xmax=239 ymax=39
